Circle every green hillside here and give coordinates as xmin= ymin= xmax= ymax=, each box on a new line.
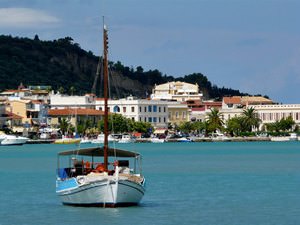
xmin=0 ymin=35 xmax=248 ymax=99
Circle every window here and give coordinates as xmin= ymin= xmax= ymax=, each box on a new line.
xmin=159 ymin=117 xmax=161 ymax=123
xmin=148 ymin=105 xmax=152 ymax=112
xmin=139 ymin=107 xmax=142 ymax=112
xmin=144 ymin=106 xmax=147 ymax=112
xmin=148 ymin=117 xmax=152 ymax=122
xmin=123 ymin=107 xmax=126 ymax=113
xmin=183 ymin=112 xmax=186 ymax=119
xmin=132 ymin=117 xmax=135 ymax=121
xmin=131 ymin=107 xmax=135 ymax=112
xmin=158 ymin=107 xmax=161 ymax=112
xmin=144 ymin=117 xmax=147 ymax=122
xmin=153 ymin=117 xmax=157 ymax=123
xmin=153 ymin=105 xmax=157 ymax=112
xmin=113 ymin=106 xmax=120 ymax=112
xmin=164 ymin=107 xmax=166 ymax=112
xmin=139 ymin=117 xmax=142 ymax=121
xmin=176 ymin=112 xmax=179 ymax=119
xmin=164 ymin=117 xmax=166 ymax=123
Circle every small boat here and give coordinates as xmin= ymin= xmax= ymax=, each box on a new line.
xmin=289 ymin=133 xmax=298 ymax=141
xmin=91 ymin=134 xmax=118 ymax=144
xmin=118 ymin=134 xmax=136 ymax=143
xmin=56 ymin=147 xmax=145 ymax=207
xmin=0 ymin=135 xmax=6 ymax=143
xmin=177 ymin=137 xmax=192 ymax=142
xmin=150 ymin=137 xmax=165 ymax=143
xmin=56 ymin=22 xmax=145 ymax=207
xmin=1 ymin=134 xmax=29 ymax=145
xmin=80 ymin=137 xmax=91 ymax=144
xmin=54 ymin=137 xmax=80 ymax=144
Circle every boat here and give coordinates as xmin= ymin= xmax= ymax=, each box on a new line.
xmin=54 ymin=137 xmax=81 ymax=144
xmin=177 ymin=137 xmax=192 ymax=142
xmin=80 ymin=137 xmax=91 ymax=144
xmin=118 ymin=134 xmax=136 ymax=143
xmin=91 ymin=134 xmax=118 ymax=144
xmin=56 ymin=23 xmax=145 ymax=207
xmin=0 ymin=134 xmax=29 ymax=145
xmin=289 ymin=133 xmax=298 ymax=141
xmin=0 ymin=135 xmax=6 ymax=144
xmin=150 ymin=137 xmax=165 ymax=143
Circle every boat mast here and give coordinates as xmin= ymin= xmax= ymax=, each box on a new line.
xmin=103 ymin=20 xmax=109 ymax=171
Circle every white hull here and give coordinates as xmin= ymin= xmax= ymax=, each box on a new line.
xmin=1 ymin=135 xmax=28 ymax=145
xmin=57 ymin=174 xmax=145 ymax=207
xmin=151 ymin=138 xmax=165 ymax=143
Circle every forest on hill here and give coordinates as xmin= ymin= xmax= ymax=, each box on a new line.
xmin=0 ymin=35 xmax=249 ymax=99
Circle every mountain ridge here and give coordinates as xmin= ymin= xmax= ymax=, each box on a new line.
xmin=0 ymin=35 xmax=254 ymax=99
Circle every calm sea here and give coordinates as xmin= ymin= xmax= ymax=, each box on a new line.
xmin=0 ymin=141 xmax=300 ymax=225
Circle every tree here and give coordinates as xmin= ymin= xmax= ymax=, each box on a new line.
xmin=59 ymin=118 xmax=71 ymax=135
xmin=206 ymin=108 xmax=224 ymax=133
xmin=279 ymin=116 xmax=295 ymax=131
xmin=69 ymin=86 xmax=76 ymax=95
xmin=178 ymin=121 xmax=194 ymax=134
xmin=98 ymin=114 xmax=133 ymax=133
xmin=58 ymin=86 xmax=65 ymax=94
xmin=241 ymin=107 xmax=261 ymax=132
xmin=226 ymin=116 xmax=243 ymax=136
xmin=132 ymin=121 xmax=153 ymax=133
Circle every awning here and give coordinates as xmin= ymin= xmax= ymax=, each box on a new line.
xmin=58 ymin=147 xmax=140 ymax=158
xmin=154 ymin=128 xmax=167 ymax=134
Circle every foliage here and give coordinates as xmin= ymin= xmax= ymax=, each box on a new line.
xmin=58 ymin=118 xmax=73 ymax=135
xmin=178 ymin=121 xmax=206 ymax=134
xmin=226 ymin=116 xmax=243 ymax=136
xmin=206 ymin=108 xmax=224 ymax=133
xmin=241 ymin=107 xmax=261 ymax=132
xmin=0 ymin=35 xmax=251 ymax=99
xmin=97 ymin=114 xmax=153 ymax=134
xmin=265 ymin=116 xmax=295 ymax=132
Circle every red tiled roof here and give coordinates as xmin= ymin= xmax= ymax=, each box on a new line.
xmin=48 ymin=108 xmax=105 ymax=116
xmin=223 ymin=96 xmax=241 ymax=104
xmin=5 ymin=111 xmax=23 ymax=119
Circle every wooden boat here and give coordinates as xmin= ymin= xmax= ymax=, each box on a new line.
xmin=56 ymin=22 xmax=145 ymax=207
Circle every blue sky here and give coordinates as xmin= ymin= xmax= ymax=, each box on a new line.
xmin=0 ymin=0 xmax=300 ymax=103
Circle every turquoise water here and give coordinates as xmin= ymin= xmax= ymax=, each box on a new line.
xmin=1 ymin=142 xmax=300 ymax=225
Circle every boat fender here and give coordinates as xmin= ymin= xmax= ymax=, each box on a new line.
xmin=77 ymin=176 xmax=85 ymax=185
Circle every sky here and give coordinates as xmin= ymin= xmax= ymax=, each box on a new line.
xmin=0 ymin=0 xmax=300 ymax=103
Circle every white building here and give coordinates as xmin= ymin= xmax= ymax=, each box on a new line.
xmin=96 ymin=96 xmax=168 ymax=129
xmin=151 ymin=81 xmax=202 ymax=102
xmin=253 ymin=104 xmax=300 ymax=126
xmin=0 ymin=99 xmax=7 ymax=128
xmin=50 ymin=94 xmax=96 ymax=109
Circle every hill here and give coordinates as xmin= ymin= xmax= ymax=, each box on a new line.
xmin=0 ymin=35 xmax=249 ymax=99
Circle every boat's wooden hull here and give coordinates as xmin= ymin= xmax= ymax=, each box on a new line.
xmin=56 ymin=176 xmax=145 ymax=207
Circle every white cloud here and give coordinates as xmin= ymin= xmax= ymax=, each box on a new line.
xmin=0 ymin=8 xmax=60 ymax=28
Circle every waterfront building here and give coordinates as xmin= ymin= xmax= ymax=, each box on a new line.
xmin=0 ymin=99 xmax=6 ymax=128
xmin=50 ymin=93 xmax=96 ymax=109
xmin=167 ymin=101 xmax=190 ymax=125
xmin=6 ymin=99 xmax=47 ymax=130
xmin=47 ymin=108 xmax=104 ymax=128
xmin=96 ymin=96 xmax=168 ymax=129
xmin=189 ymin=101 xmax=222 ymax=122
xmin=252 ymin=104 xmax=300 ymax=127
xmin=151 ymin=81 xmax=203 ymax=102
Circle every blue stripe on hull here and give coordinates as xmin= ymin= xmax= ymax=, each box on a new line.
xmin=62 ymin=202 xmax=139 ymax=208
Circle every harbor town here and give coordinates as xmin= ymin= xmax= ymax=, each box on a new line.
xmin=0 ymin=81 xmax=299 ymax=144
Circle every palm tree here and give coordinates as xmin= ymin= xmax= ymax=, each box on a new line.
xmin=59 ymin=118 xmax=70 ymax=135
xmin=242 ymin=107 xmax=261 ymax=132
xmin=69 ymin=86 xmax=76 ymax=95
xmin=206 ymin=108 xmax=224 ymax=133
